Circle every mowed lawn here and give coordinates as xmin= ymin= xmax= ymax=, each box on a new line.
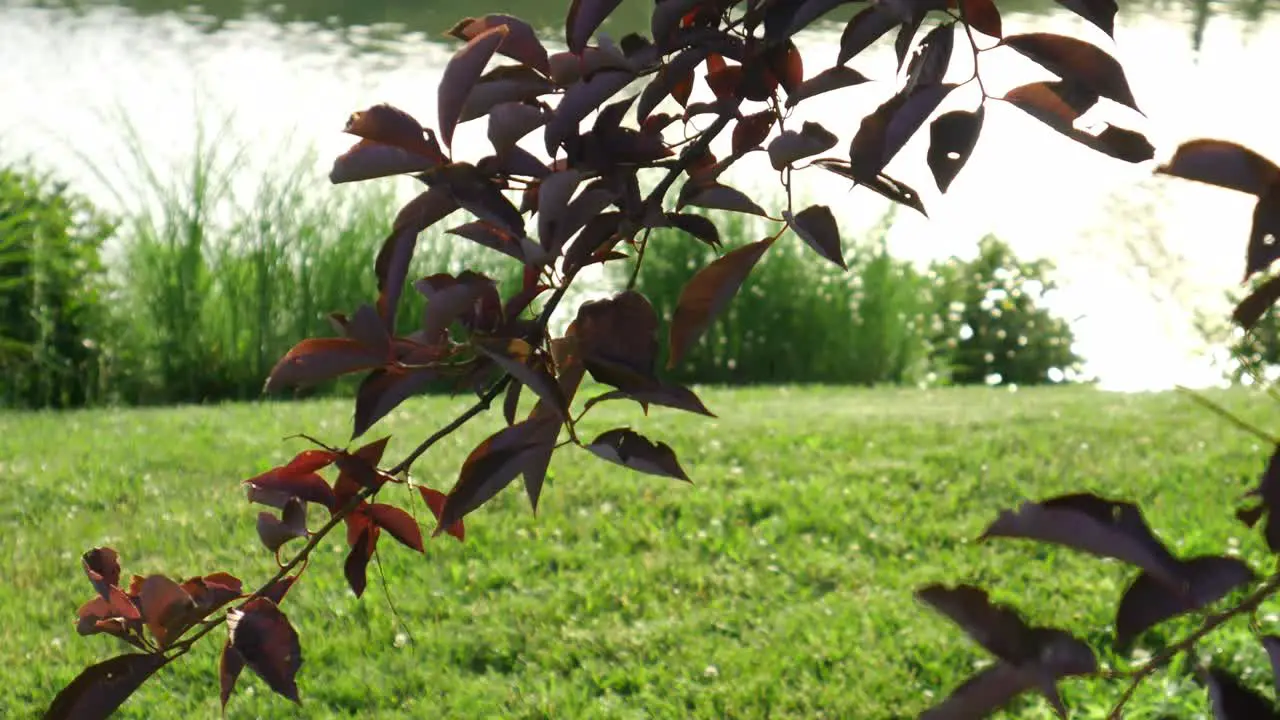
xmin=3 ymin=385 xmax=1279 ymax=719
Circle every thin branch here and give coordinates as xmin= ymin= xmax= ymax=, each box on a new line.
xmin=1175 ymin=385 xmax=1279 ymax=445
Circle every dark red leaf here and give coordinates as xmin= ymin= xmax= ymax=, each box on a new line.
xmin=667 ymin=212 xmax=721 ymax=248
xmin=545 ymin=69 xmax=636 ymax=155
xmin=1247 ymin=185 xmax=1280 ymax=281
xmin=927 ymin=106 xmax=985 ymax=192
xmin=265 ymin=338 xmax=386 ymax=393
xmin=838 ymin=6 xmax=898 ymax=65
xmin=1262 ymin=635 xmax=1280 ymax=697
xmin=768 ymin=122 xmax=839 ymax=170
xmin=1205 ymin=667 xmax=1280 ymax=720
xmin=962 ymin=0 xmax=1003 ymax=38
xmin=219 ymin=642 xmax=245 ymax=710
xmin=537 ymin=168 xmax=584 ymax=251
xmin=44 ymin=653 xmax=169 ymax=720
xmin=439 ymin=25 xmax=509 ymax=148
xmin=732 ymin=111 xmax=775 ymax=156
xmin=894 ymin=13 xmax=926 ymax=70
xmin=367 ymin=504 xmax=425 ymax=553
xmin=1003 ymin=81 xmax=1154 ymax=163
xmin=342 ymin=104 xmax=444 ymax=160
xmin=566 ymin=0 xmax=624 ymax=54
xmin=487 ymin=101 xmax=548 ymax=154
xmin=422 ymin=162 xmax=526 ymax=237
xmin=344 ymin=526 xmax=374 ymax=599
xmin=850 ymin=83 xmax=956 ymax=180
xmin=586 ymin=428 xmax=690 ymax=481
xmin=414 ymin=271 xmax=502 ymax=343
xmin=329 ymin=138 xmax=441 ymax=184
xmin=982 ymin=493 xmax=1184 ymax=588
xmin=459 ymin=66 xmax=557 ymax=123
xmin=1156 ymin=138 xmax=1280 ymax=196
xmin=82 ymin=547 xmax=121 ymax=601
xmin=473 ymin=338 xmax=569 ymax=420
xmin=180 ymin=573 xmax=243 ymax=618
xmin=788 ymin=204 xmax=846 ymax=269
xmin=262 ymin=575 xmax=299 ymax=606
xmin=137 ymin=575 xmax=196 ymax=649
xmin=418 ymin=487 xmax=465 ymax=542
xmin=1115 ymin=555 xmax=1255 ymax=650
xmin=904 ymin=22 xmax=955 ymax=91
xmin=1053 ymin=0 xmax=1117 ymax=36
xmin=784 ymin=66 xmax=869 ymax=108
xmin=377 ymin=187 xmax=460 ymax=327
xmin=678 ymin=181 xmax=768 ymax=217
xmin=440 ymin=416 xmax=560 ymax=528
xmin=448 ymin=15 xmax=550 ymax=76
xmin=353 ymin=366 xmax=441 ymax=439
xmin=228 ymin=597 xmax=303 ymax=704
xmin=1004 ymin=33 xmax=1139 ymax=112
xmin=256 ymin=499 xmax=309 ymax=554
xmin=244 ymin=469 xmax=336 ymax=512
xmin=918 ymin=664 xmax=1030 ymax=720
xmin=814 ymin=158 xmax=929 ymax=215
xmin=636 ymin=48 xmax=706 ymax=122
xmin=669 ymin=237 xmax=775 ymax=368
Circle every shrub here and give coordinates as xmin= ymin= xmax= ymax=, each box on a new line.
xmin=0 ymin=162 xmax=115 ymax=409
xmin=928 ymin=235 xmax=1084 ymax=386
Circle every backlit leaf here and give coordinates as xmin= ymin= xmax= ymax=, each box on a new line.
xmin=439 ymin=25 xmax=509 ymax=148
xmin=1115 ymin=555 xmax=1255 ymax=649
xmin=265 ymin=338 xmax=386 ymax=393
xmin=768 ymin=122 xmax=839 ymax=170
xmin=1004 ymin=33 xmax=1139 ymax=112
xmin=82 ymin=547 xmax=121 ymax=601
xmin=545 ymin=69 xmax=636 ymax=155
xmin=784 ymin=66 xmax=870 ymax=108
xmin=982 ymin=493 xmax=1185 ymax=588
xmin=732 ymin=111 xmax=775 ymax=156
xmin=669 ymin=237 xmax=775 ymax=368
xmin=787 ymin=205 xmax=845 ymax=269
xmin=838 ymin=6 xmax=898 ymax=65
xmin=1247 ymin=186 xmax=1280 ymax=281
xmin=421 ymin=162 xmax=526 ymax=238
xmin=586 ymin=428 xmax=690 ymax=481
xmin=448 ymin=15 xmax=550 ymax=76
xmin=678 ymin=181 xmax=768 ymax=217
xmin=1157 ymin=139 xmax=1280 ymax=196
xmin=1053 ymin=0 xmax=1117 ymax=36
xmin=962 ymin=0 xmax=1003 ymax=38
xmin=1003 ymin=81 xmax=1154 ymax=163
xmin=219 ymin=642 xmax=245 ymax=710
xmin=414 ymin=271 xmax=501 ymax=343
xmin=44 ymin=653 xmax=169 ymax=720
xmin=227 ymin=597 xmax=303 ymax=704
xmin=473 ymin=338 xmax=569 ymax=420
xmin=566 ymin=0 xmax=623 ymax=54
xmin=342 ymin=103 xmax=443 ymax=159
xmin=256 ymin=498 xmax=309 ymax=553
xmin=137 ymin=575 xmax=196 ymax=649
xmin=367 ymin=504 xmax=425 ymax=553
xmin=329 ymin=138 xmax=440 ymax=184
xmin=353 ymin=366 xmax=440 ymax=440
xmin=487 ymin=102 xmax=548 ymax=154
xmin=904 ymin=22 xmax=955 ymax=90
xmin=243 ymin=468 xmax=336 ymax=512
xmin=537 ymin=169 xmax=584 ymax=251
xmin=927 ymin=106 xmax=985 ymax=192
xmin=440 ymin=417 xmax=560 ymax=528
xmin=377 ymin=186 xmax=460 ymax=326
xmin=343 ymin=525 xmax=375 ymax=598
xmin=636 ymin=48 xmax=706 ymax=122
xmin=850 ymin=83 xmax=956 ymax=179
xmin=418 ymin=487 xmax=465 ymax=542
xmin=1234 ymin=274 xmax=1280 ymax=330
xmin=667 ymin=212 xmax=721 ymax=248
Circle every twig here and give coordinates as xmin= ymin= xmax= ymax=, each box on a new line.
xmin=1106 ymin=572 xmax=1280 ymax=719
xmin=1175 ymin=385 xmax=1279 ymax=445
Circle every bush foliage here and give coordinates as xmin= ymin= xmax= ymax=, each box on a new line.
xmin=38 ymin=1 xmax=1280 ymax=719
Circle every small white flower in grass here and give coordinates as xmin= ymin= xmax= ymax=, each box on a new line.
xmin=394 ymin=632 xmax=409 ymax=648
xmin=704 ymin=665 xmax=718 ymax=678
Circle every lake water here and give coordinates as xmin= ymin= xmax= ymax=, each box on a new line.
xmin=3 ymin=0 xmax=1279 ymax=391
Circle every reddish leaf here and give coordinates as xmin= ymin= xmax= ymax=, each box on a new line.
xmin=344 ymin=526 xmax=375 ymax=598
xmin=82 ymin=547 xmax=121 ymax=601
xmin=814 ymin=158 xmax=928 ymax=215
xmin=927 ymin=106 xmax=985 ymax=192
xmin=503 ymin=378 xmax=524 ymax=425
xmin=448 ymin=15 xmax=550 ymax=76
xmin=414 ymin=271 xmax=502 ymax=342
xmin=962 ymin=0 xmax=1003 ymax=38
xmin=76 ymin=585 xmax=143 ymax=638
xmin=353 ymin=366 xmax=441 ymax=439
xmin=439 ymin=25 xmax=509 ymax=148
xmin=44 ymin=653 xmax=169 ymax=720
xmin=487 ymin=101 xmax=548 ymax=154
xmin=784 ymin=66 xmax=870 ymax=108
xmin=418 ymin=487 xmax=466 ymax=542
xmin=1247 ymin=186 xmax=1280 ymax=281
xmin=566 ymin=0 xmax=624 ymax=54
xmin=180 ymin=573 xmax=243 ymax=618
xmin=537 ymin=169 xmax=584 ymax=250
xmin=850 ymin=83 xmax=956 ymax=180
xmin=342 ymin=103 xmax=442 ymax=160
xmin=137 ymin=575 xmax=197 ymax=649
xmin=1004 ymin=33 xmax=1139 ymax=112
xmin=904 ymin=22 xmax=954 ymax=92
xmin=329 ymin=138 xmax=439 ymax=184
xmin=473 ymin=338 xmax=569 ymax=420
xmin=1003 ymin=81 xmax=1154 ymax=163
xmin=440 ymin=416 xmax=560 ymax=528
xmin=227 ymin=597 xmax=303 ymax=704
xmin=1053 ymin=0 xmax=1117 ymax=37
xmin=920 ymin=636 xmax=1095 ymax=719
xmin=678 ymin=181 xmax=768 ymax=217
xmin=636 ymin=48 xmax=706 ymax=122
xmin=219 ymin=642 xmax=245 ymax=710
xmin=1156 ymin=139 xmax=1280 ymax=196
xmin=668 ymin=237 xmax=775 ymax=368
xmin=838 ymin=6 xmax=898 ymax=65
xmin=768 ymin=121 xmax=838 ymax=170
xmin=1234 ymin=274 xmax=1280 ymax=330
xmin=244 ymin=469 xmax=337 ymax=512
xmin=787 ymin=204 xmax=846 ymax=269
xmin=421 ymin=162 xmax=526 ymax=236
xmin=917 ymin=585 xmax=1050 ymax=664
xmin=767 ymin=40 xmax=804 ymax=96
xmin=1205 ymin=667 xmax=1280 ymax=720
xmin=262 ymin=575 xmax=299 ymax=606
xmin=1263 ymin=636 xmax=1280 ymax=697
xmin=264 ymin=338 xmax=386 ymax=393
xmin=586 ymin=428 xmax=690 ymax=481
xmin=1115 ymin=555 xmax=1255 ymax=649
xmin=733 ymin=111 xmax=775 ymax=156
xmin=544 ymin=69 xmax=636 ymax=155
xmin=459 ymin=67 xmax=557 ymax=123
xmin=667 ymin=212 xmax=721 ymax=248
xmin=256 ymin=498 xmax=309 ymax=553
xmin=282 ymin=449 xmax=339 ymax=476
xmin=982 ymin=493 xmax=1185 ymax=589
xmin=377 ymin=187 xmax=460 ymax=326
xmin=367 ymin=503 xmax=425 ymax=553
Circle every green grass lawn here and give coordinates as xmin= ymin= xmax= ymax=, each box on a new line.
xmin=3 ymin=385 xmax=1279 ymax=719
